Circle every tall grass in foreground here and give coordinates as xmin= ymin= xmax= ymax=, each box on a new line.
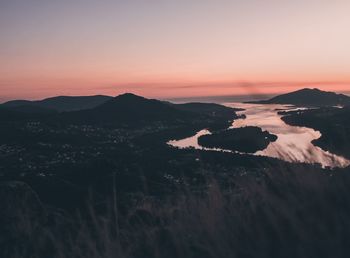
xmin=13 ymin=167 xmax=350 ymax=258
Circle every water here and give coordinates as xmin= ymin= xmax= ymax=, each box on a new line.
xmin=168 ymin=103 xmax=350 ymax=168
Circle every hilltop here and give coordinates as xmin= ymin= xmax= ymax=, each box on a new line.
xmin=250 ymin=88 xmax=350 ymax=107
xmin=2 ymin=95 xmax=112 ymax=112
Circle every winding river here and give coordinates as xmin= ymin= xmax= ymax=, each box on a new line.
xmin=168 ymin=103 xmax=350 ymax=168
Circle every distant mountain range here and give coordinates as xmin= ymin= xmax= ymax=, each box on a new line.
xmin=58 ymin=93 xmax=195 ymax=125
xmin=2 ymin=95 xmax=112 ymax=112
xmin=0 ymin=93 xmax=239 ymax=128
xmin=250 ymin=88 xmax=350 ymax=107
xmin=4 ymin=88 xmax=349 ymax=115
xmin=1 ymin=94 xmax=241 ymax=117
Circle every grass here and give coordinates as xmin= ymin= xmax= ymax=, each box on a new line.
xmin=8 ymin=165 xmax=350 ymax=258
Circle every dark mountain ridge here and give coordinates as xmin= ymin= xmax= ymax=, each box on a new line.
xmin=2 ymin=95 xmax=112 ymax=112
xmin=1 ymin=93 xmax=240 ymax=131
xmin=59 ymin=93 xmax=193 ymax=124
xmin=250 ymin=88 xmax=350 ymax=107
xmin=46 ymin=93 xmax=239 ymax=129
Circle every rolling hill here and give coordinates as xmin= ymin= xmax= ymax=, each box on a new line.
xmin=2 ymin=95 xmax=112 ymax=112
xmin=56 ymin=93 xmax=199 ymax=126
xmin=51 ymin=93 xmax=241 ymax=129
xmin=250 ymin=88 xmax=350 ymax=107
xmin=1 ymin=93 xmax=241 ymax=130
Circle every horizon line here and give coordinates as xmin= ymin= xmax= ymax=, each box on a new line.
xmin=2 ymin=87 xmax=350 ymax=104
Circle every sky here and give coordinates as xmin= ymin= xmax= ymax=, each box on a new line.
xmin=1 ymin=0 xmax=350 ymax=101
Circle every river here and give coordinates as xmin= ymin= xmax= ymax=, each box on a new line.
xmin=168 ymin=103 xmax=350 ymax=168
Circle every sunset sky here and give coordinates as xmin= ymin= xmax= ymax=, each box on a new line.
xmin=1 ymin=0 xmax=350 ymax=101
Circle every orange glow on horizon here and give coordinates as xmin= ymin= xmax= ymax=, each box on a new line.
xmin=1 ymin=1 xmax=350 ymax=101
xmin=1 ymin=78 xmax=350 ymax=102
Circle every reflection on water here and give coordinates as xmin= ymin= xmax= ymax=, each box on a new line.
xmin=230 ymin=103 xmax=350 ymax=168
xmin=168 ymin=103 xmax=350 ymax=168
xmin=168 ymin=129 xmax=212 ymax=150
xmin=168 ymin=129 xmax=244 ymax=154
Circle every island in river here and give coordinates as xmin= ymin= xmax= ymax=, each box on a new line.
xmin=198 ymin=126 xmax=277 ymax=153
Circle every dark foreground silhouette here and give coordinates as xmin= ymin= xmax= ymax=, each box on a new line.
xmin=2 ymin=95 xmax=113 ymax=112
xmin=2 ymin=165 xmax=350 ymax=258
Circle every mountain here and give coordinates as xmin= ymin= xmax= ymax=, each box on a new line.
xmin=93 ymin=93 xmax=192 ymax=121
xmin=2 ymin=95 xmax=112 ymax=112
xmin=58 ymin=93 xmax=196 ymax=125
xmin=1 ymin=93 xmax=241 ymax=130
xmin=250 ymin=88 xmax=350 ymax=107
xmin=54 ymin=93 xmax=242 ymax=129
